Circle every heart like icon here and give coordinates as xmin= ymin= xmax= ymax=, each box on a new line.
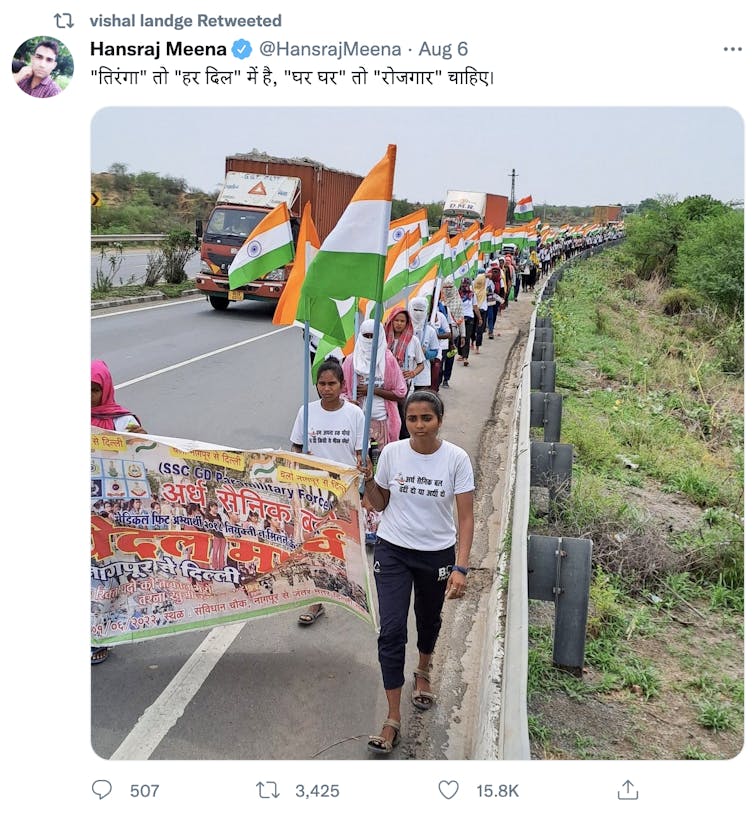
xmin=438 ymin=780 xmax=459 ymax=799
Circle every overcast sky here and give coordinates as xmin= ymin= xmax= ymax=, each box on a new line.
xmin=91 ymin=107 xmax=743 ymax=207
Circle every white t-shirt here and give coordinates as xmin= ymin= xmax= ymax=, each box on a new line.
xmin=290 ymin=399 xmax=365 ymax=466
xmin=432 ymin=311 xmax=451 ymax=352
xmin=461 ymin=293 xmax=477 ymax=319
xmin=392 ymin=334 xmax=425 ymax=391
xmin=375 ymin=439 xmax=475 ymax=551
xmin=413 ymin=324 xmax=440 ymax=387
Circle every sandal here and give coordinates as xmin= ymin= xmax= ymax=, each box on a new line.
xmin=91 ymin=646 xmax=110 ymax=665
xmin=298 ymin=604 xmax=325 ymax=626
xmin=412 ymin=668 xmax=436 ymax=710
xmin=366 ymin=718 xmax=401 ymax=754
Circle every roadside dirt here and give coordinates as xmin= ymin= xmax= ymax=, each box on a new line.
xmin=527 ymin=477 xmax=744 ymax=761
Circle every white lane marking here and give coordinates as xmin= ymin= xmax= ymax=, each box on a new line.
xmin=91 ymin=297 xmax=205 ymax=319
xmin=115 ymin=326 xmax=292 ymax=389
xmin=109 ymin=623 xmax=245 ymax=760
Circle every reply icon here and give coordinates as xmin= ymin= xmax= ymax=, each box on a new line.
xmin=92 ymin=780 xmax=113 ymax=799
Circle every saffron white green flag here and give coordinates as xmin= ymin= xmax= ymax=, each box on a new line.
xmin=272 ymin=201 xmax=320 ymax=326
xmin=297 ymin=145 xmax=396 ymax=344
xmin=388 ymin=208 xmax=429 ymax=248
xmin=480 ymin=225 xmax=494 ymax=255
xmin=513 ymin=195 xmax=534 ymax=222
xmin=228 ymin=202 xmax=294 ymax=290
xmin=408 ymin=222 xmax=448 ymax=288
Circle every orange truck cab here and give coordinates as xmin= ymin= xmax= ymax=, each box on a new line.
xmin=194 ymin=153 xmax=363 ymax=311
xmin=195 ymin=172 xmax=301 ymax=310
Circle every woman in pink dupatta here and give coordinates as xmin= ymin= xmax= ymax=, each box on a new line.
xmin=91 ymin=360 xmax=145 ymax=665
xmin=342 ymin=319 xmax=407 ymax=448
xmin=91 ymin=360 xmax=144 ymax=432
xmin=342 ymin=320 xmax=407 ymax=545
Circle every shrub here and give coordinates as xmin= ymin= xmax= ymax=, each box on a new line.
xmin=160 ymin=229 xmax=196 ymax=284
xmin=659 ymin=287 xmax=701 ymax=315
xmin=673 ymin=209 xmax=744 ymax=317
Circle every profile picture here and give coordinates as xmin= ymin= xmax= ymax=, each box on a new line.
xmin=13 ymin=36 xmax=72 ymax=98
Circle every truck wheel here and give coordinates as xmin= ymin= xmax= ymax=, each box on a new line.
xmin=209 ymin=296 xmax=229 ymax=311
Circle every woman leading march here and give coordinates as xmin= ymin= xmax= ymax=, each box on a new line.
xmin=361 ymin=391 xmax=474 ymax=755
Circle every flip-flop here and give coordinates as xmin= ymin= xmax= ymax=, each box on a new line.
xmin=298 ymin=605 xmax=325 ymax=626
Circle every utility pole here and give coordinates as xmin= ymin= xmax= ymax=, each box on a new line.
xmin=508 ymin=168 xmax=517 ymax=224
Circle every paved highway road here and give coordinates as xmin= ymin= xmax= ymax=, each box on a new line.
xmin=90 ymin=293 xmax=535 ymax=761
xmin=91 ymin=297 xmax=389 ymax=761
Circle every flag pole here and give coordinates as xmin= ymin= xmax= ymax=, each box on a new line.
xmin=302 ymin=322 xmax=312 ymax=454
xmin=361 ymin=300 xmax=383 ymax=463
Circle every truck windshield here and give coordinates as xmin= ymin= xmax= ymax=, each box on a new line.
xmin=205 ymin=208 xmax=266 ymax=242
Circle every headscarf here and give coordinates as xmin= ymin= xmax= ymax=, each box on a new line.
xmin=384 ymin=305 xmax=413 ymax=367
xmin=408 ymin=296 xmax=429 ymax=332
xmin=91 ymin=359 xmax=136 ymax=430
xmin=441 ymin=275 xmax=464 ymax=323
xmin=459 ymin=277 xmax=473 ymax=302
xmin=489 ymin=264 xmax=503 ymax=294
xmin=473 ymin=273 xmax=487 ymax=305
xmin=352 ymin=319 xmax=387 ymax=381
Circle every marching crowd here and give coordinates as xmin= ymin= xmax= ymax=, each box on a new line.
xmin=92 ymin=239 xmax=564 ymax=755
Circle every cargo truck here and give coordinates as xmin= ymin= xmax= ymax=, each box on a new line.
xmin=440 ymin=190 xmax=509 ymax=236
xmin=195 ymin=153 xmax=363 ymax=310
xmin=592 ymin=205 xmax=622 ymax=224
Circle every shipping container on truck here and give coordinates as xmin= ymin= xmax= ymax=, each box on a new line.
xmin=195 ymin=154 xmax=363 ymax=310
xmin=483 ymin=193 xmax=508 ymax=230
xmin=592 ymin=205 xmax=622 ymax=224
xmin=440 ymin=190 xmax=509 ymax=236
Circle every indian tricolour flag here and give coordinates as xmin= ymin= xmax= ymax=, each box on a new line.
xmin=228 ymin=201 xmax=294 ymax=290
xmin=388 ymin=208 xmax=429 ymax=248
xmin=272 ymin=201 xmax=320 ymax=326
xmin=513 ymin=195 xmax=534 ymax=222
xmin=297 ymin=145 xmax=396 ymax=343
xmin=409 ymin=222 xmax=448 ymax=284
xmin=381 ymin=228 xmax=416 ymax=305
xmin=480 ymin=225 xmax=494 ymax=256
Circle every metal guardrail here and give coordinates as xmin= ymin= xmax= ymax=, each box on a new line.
xmin=497 ymin=238 xmax=624 ymax=759
xmin=91 ymin=234 xmax=167 ymax=243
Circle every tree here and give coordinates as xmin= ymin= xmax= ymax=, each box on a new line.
xmin=624 ymin=197 xmax=687 ymax=278
xmin=678 ymin=194 xmax=726 ymax=222
xmin=673 ymin=209 xmax=743 ymax=317
xmin=636 ymin=198 xmax=661 ymax=213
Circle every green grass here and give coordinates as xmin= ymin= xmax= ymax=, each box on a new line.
xmin=680 ymin=745 xmax=716 ymax=760
xmin=697 ymin=702 xmax=735 ymax=732
xmin=526 ymin=249 xmax=743 ymax=760
xmin=91 ymin=280 xmax=197 ymax=301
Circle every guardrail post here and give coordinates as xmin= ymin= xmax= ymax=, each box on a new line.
xmin=530 ymin=361 xmax=556 ymax=393
xmin=532 ymin=341 xmax=555 ymax=362
xmin=527 ymin=535 xmax=593 ymax=676
xmin=530 ymin=441 xmax=572 ymax=506
xmin=530 ymin=392 xmax=563 ymax=443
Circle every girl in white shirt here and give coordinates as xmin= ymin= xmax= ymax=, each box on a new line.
xmin=290 ymin=359 xmax=367 ymax=626
xmin=362 ymin=391 xmax=474 ymax=754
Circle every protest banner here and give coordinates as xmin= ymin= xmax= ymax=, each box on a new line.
xmin=91 ymin=429 xmax=375 ymax=645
